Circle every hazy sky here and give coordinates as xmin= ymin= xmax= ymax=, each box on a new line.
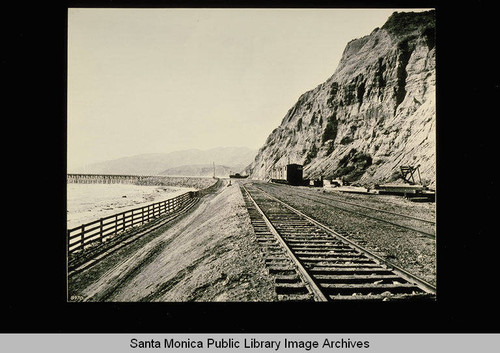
xmin=67 ymin=8 xmax=430 ymax=171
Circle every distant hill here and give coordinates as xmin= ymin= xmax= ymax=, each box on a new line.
xmin=74 ymin=147 xmax=257 ymax=176
xmin=159 ymin=164 xmax=236 ymax=177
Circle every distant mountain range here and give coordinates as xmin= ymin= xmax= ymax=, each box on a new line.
xmin=72 ymin=147 xmax=257 ymax=176
xmin=159 ymin=164 xmax=236 ymax=177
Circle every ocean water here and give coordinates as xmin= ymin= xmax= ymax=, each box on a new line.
xmin=66 ymin=183 xmax=196 ymax=229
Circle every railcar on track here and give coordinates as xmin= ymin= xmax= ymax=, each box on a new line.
xmin=270 ymin=164 xmax=304 ymax=186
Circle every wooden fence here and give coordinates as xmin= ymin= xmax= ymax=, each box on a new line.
xmin=194 ymin=178 xmax=222 ymax=197
xmin=67 ymin=178 xmax=221 ymax=255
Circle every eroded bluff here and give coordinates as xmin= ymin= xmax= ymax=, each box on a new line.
xmin=245 ymin=11 xmax=436 ymax=187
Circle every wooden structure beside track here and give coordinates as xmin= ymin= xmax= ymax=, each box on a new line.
xmin=67 ymin=192 xmax=192 ymax=254
xmin=67 ymin=179 xmax=221 ymax=255
xmin=67 ymin=173 xmax=151 ymax=184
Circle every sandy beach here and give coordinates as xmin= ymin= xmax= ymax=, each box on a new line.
xmin=67 ymin=184 xmax=197 ymax=229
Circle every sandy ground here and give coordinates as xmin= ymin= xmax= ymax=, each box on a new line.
xmin=68 ymin=180 xmax=277 ymax=302
xmin=67 ymin=184 xmax=196 ymax=229
xmin=68 ymin=179 xmax=436 ymax=302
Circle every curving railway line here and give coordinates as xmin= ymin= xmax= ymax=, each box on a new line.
xmin=241 ymin=183 xmax=436 ymax=301
xmin=263 ymin=183 xmax=435 ymax=238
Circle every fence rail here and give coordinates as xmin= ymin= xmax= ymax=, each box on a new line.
xmin=67 ymin=178 xmax=221 ymax=255
xmin=195 ymin=178 xmax=222 ymax=197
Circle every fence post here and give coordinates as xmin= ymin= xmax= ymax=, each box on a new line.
xmin=81 ymin=224 xmax=85 ymax=250
xmin=99 ymin=218 xmax=103 ymax=243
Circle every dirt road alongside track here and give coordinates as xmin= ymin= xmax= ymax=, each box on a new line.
xmin=68 ymin=180 xmax=276 ymax=302
xmin=69 ymin=179 xmax=436 ymax=301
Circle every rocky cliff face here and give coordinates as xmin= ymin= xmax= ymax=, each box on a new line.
xmin=245 ymin=11 xmax=436 ymax=187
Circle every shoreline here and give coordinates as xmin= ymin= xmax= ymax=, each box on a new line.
xmin=67 ymin=184 xmax=197 ymax=229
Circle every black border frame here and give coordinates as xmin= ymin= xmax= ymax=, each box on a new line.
xmin=3 ymin=0 xmax=499 ymax=334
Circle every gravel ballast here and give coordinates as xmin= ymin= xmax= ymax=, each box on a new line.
xmin=68 ymin=179 xmax=436 ymax=302
xmin=254 ymin=182 xmax=436 ymax=286
xmin=69 ymin=180 xmax=277 ymax=302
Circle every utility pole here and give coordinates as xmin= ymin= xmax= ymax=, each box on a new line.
xmin=213 ymin=162 xmax=215 ymax=178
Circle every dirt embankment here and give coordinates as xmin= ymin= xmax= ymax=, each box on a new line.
xmin=69 ymin=180 xmax=277 ymax=302
xmin=136 ymin=176 xmax=217 ymax=189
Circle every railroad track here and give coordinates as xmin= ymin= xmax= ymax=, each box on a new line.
xmin=263 ymin=183 xmax=435 ymax=238
xmin=268 ymin=183 xmax=435 ymax=224
xmin=241 ymin=184 xmax=436 ymax=301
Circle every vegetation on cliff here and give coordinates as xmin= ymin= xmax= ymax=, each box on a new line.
xmin=246 ymin=10 xmax=436 ymax=187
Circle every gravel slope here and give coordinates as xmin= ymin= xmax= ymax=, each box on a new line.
xmin=68 ymin=180 xmax=277 ymax=302
xmin=254 ymin=182 xmax=436 ymax=286
xmin=68 ymin=179 xmax=436 ymax=302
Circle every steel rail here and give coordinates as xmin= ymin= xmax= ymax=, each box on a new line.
xmin=268 ymin=183 xmax=435 ymax=224
xmin=242 ymin=185 xmax=328 ymax=302
xmin=264 ymin=183 xmax=435 ymax=239
xmin=252 ymin=184 xmax=437 ymax=295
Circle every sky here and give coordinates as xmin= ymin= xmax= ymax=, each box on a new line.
xmin=67 ymin=8 xmax=431 ymax=171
